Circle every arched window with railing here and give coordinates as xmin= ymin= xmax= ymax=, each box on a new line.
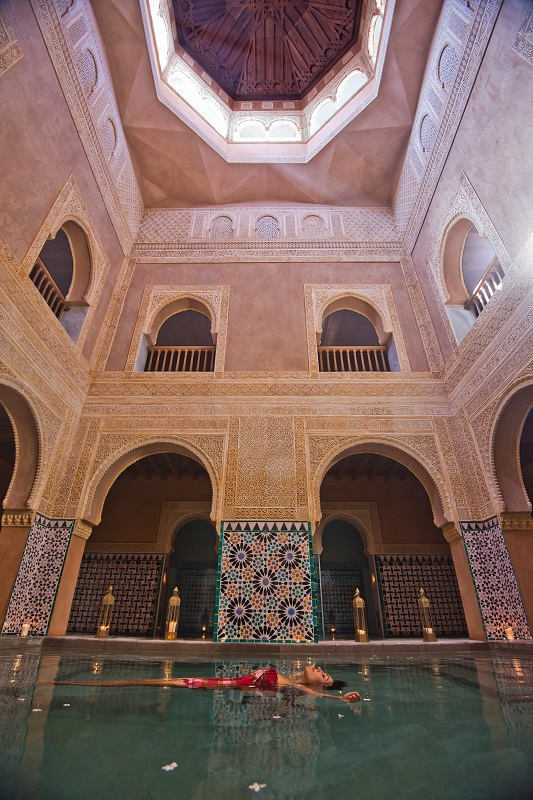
xmin=442 ymin=218 xmax=504 ymax=344
xmin=30 ymin=220 xmax=91 ymax=343
xmin=144 ymin=308 xmax=216 ymax=372
xmin=318 ymin=308 xmax=396 ymax=372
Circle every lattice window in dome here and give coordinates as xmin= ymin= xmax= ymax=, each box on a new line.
xmin=209 ymin=215 xmax=234 ymax=240
xmin=255 ymin=215 xmax=280 ymax=240
xmin=301 ymin=215 xmax=327 ymax=239
xmin=76 ymin=48 xmax=97 ymax=95
xmin=438 ymin=44 xmax=459 ymax=90
xmin=420 ymin=114 xmax=437 ymax=153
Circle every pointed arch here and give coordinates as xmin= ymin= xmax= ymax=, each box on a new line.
xmin=82 ymin=438 xmax=219 ymax=526
xmin=0 ymin=379 xmax=42 ymax=510
xmin=491 ymin=380 xmax=533 ymax=513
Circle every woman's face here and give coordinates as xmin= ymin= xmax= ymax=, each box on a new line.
xmin=303 ymin=664 xmax=333 ymax=686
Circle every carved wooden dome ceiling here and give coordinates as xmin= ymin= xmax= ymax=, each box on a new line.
xmin=172 ymin=0 xmax=363 ymax=100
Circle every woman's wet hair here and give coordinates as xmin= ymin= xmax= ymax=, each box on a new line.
xmin=324 ymin=680 xmax=347 ymax=691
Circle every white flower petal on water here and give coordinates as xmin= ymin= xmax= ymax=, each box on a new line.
xmin=272 ymin=715 xmax=281 ymax=719
xmin=249 ymin=782 xmax=267 ymax=792
xmin=31 ymin=708 xmax=42 ymax=713
xmin=338 ymin=713 xmax=344 ymax=718
xmin=161 ymin=762 xmax=178 ymax=771
xmin=62 ymin=703 xmax=71 ymax=707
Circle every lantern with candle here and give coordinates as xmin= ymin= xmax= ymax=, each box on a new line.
xmin=418 ymin=587 xmax=437 ymax=642
xmin=165 ymin=587 xmax=181 ymax=639
xmin=95 ymin=585 xmax=115 ymax=638
xmin=353 ymin=588 xmax=368 ymax=643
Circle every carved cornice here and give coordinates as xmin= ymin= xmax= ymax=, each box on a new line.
xmin=72 ymin=519 xmax=93 ymax=540
xmin=1 ymin=510 xmax=35 ymax=528
xmin=500 ymin=513 xmax=533 ymax=532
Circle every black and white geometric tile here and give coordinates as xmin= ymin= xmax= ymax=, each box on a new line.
xmin=460 ymin=518 xmax=531 ymax=640
xmin=375 ymin=554 xmax=467 ymax=637
xmin=1 ymin=514 xmax=74 ymax=636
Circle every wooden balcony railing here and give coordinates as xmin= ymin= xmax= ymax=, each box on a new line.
xmin=318 ymin=346 xmax=390 ymax=372
xmin=145 ymin=345 xmax=216 ymax=372
xmin=464 ymin=259 xmax=505 ymax=318
xmin=29 ymin=259 xmax=69 ymax=319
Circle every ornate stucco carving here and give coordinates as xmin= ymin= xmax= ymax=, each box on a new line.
xmin=0 ymin=6 xmax=23 ymax=77
xmin=124 ymin=285 xmax=230 ymax=373
xmin=500 ymin=512 xmax=533 ymax=532
xmin=30 ymin=0 xmax=143 ymax=252
xmin=1 ymin=511 xmax=36 ymax=528
xmin=303 ymin=284 xmax=410 ymax=372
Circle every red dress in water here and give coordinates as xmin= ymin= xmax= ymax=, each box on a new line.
xmin=184 ymin=667 xmax=278 ymax=690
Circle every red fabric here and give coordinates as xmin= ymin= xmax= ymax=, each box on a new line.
xmin=184 ymin=668 xmax=278 ymax=690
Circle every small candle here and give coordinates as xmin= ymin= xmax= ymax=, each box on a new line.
xmin=168 ymin=620 xmax=177 ymax=634
xmin=505 ymin=627 xmax=514 ymax=640
xmin=358 ymin=629 xmax=366 ymax=635
xmin=20 ymin=623 xmax=30 ymax=637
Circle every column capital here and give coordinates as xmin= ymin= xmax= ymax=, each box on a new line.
xmin=1 ymin=510 xmax=35 ymax=527
xmin=441 ymin=521 xmax=462 ymax=543
xmin=72 ymin=519 xmax=93 ymax=540
xmin=500 ymin=512 xmax=533 ymax=531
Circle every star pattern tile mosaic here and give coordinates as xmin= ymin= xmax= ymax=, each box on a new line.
xmin=215 ymin=521 xmax=318 ymax=643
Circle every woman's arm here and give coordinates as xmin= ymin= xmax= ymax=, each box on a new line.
xmin=283 ymin=680 xmax=361 ymax=703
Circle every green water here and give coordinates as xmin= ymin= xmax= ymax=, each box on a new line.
xmin=1 ymin=651 xmax=532 ymax=799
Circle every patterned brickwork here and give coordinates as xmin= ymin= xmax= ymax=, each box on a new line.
xmin=174 ymin=567 xmax=217 ymax=636
xmin=320 ymin=569 xmax=362 ymax=637
xmin=67 ymin=552 xmax=164 ymax=636
xmin=375 ymin=554 xmax=467 ymax=637
xmin=1 ymin=514 xmax=74 ymax=636
xmin=460 ymin=518 xmax=531 ymax=640
xmin=215 ymin=521 xmax=318 ymax=643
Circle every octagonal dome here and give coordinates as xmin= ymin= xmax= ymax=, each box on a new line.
xmin=173 ymin=0 xmax=364 ymax=101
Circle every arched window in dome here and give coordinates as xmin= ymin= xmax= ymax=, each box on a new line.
xmin=30 ymin=221 xmax=91 ymax=344
xmin=318 ymin=308 xmax=395 ymax=372
xmin=144 ymin=309 xmax=216 ymax=372
xmin=310 ymin=98 xmax=337 ymax=135
xmin=442 ymin=219 xmax=505 ymax=344
xmin=337 ymin=70 xmax=366 ymax=108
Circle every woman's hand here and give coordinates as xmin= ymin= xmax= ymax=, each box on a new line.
xmin=342 ymin=691 xmax=361 ymax=703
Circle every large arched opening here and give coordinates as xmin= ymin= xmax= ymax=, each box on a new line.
xmin=67 ymin=449 xmax=214 ymax=637
xmin=318 ymin=450 xmax=467 ymax=639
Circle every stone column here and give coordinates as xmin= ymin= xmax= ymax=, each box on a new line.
xmin=500 ymin=513 xmax=533 ymax=628
xmin=48 ymin=520 xmax=92 ymax=636
xmin=443 ymin=522 xmax=485 ymax=640
xmin=459 ymin=518 xmax=531 ymax=640
xmin=0 ymin=510 xmax=35 ymax=625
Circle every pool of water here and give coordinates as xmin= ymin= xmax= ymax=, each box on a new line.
xmin=1 ymin=650 xmax=533 ymax=800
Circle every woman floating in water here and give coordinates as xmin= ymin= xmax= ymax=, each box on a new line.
xmin=49 ymin=664 xmax=361 ymax=704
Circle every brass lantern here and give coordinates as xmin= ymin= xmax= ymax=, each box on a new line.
xmin=418 ymin=587 xmax=437 ymax=642
xmin=165 ymin=587 xmax=181 ymax=640
xmin=353 ymin=588 xmax=368 ymax=643
xmin=96 ymin=586 xmax=114 ymax=639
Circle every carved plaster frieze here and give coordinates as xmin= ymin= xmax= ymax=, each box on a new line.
xmin=156 ymin=501 xmax=215 ymax=553
xmin=0 ymin=6 xmax=23 ymax=77
xmin=1 ymin=510 xmax=36 ymax=528
xmin=20 ymin=174 xmax=110 ymax=353
xmin=500 ymin=512 xmax=533 ymax=531
xmin=512 ymin=4 xmax=533 ymax=66
xmin=92 ymin=257 xmax=136 ymax=372
xmin=30 ymin=0 xmax=143 ymax=252
xmin=400 ymin=255 xmax=444 ymax=372
xmin=124 ymin=285 xmax=230 ymax=373
xmin=380 ymin=543 xmax=451 ymax=554
xmin=395 ymin=0 xmax=503 ymax=247
xmin=72 ymin=519 xmax=92 ymax=540
xmin=303 ymin=284 xmax=410 ymax=373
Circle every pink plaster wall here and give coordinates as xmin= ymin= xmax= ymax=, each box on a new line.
xmin=320 ymin=474 xmax=444 ymax=546
xmin=0 ymin=0 xmax=126 ymax=360
xmin=108 ymin=260 xmax=429 ymax=372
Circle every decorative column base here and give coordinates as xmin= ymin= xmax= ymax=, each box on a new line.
xmin=460 ymin=518 xmax=531 ymax=640
xmin=214 ymin=521 xmax=319 ymax=643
